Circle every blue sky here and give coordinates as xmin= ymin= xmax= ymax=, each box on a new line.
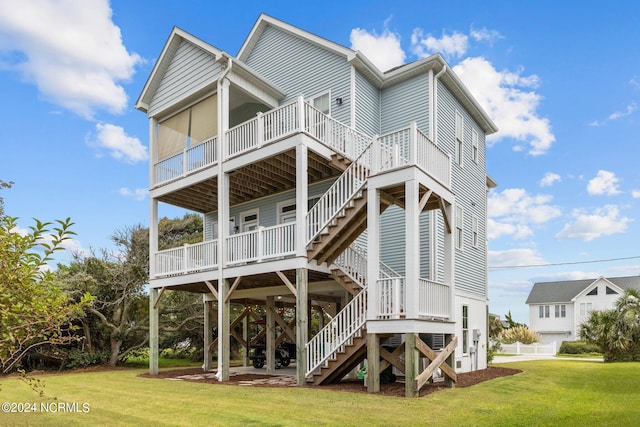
xmin=1 ymin=0 xmax=639 ymax=323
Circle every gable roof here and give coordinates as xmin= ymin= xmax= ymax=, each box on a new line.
xmin=237 ymin=14 xmax=497 ymax=135
xmin=135 ymin=27 xmax=223 ymax=113
xmin=526 ymin=275 xmax=640 ymax=304
xmin=136 ymin=26 xmax=284 ymax=115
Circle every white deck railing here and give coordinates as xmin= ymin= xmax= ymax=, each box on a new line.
xmin=418 ymin=278 xmax=450 ymax=319
xmin=154 ymin=240 xmax=218 ymax=277
xmin=306 ymin=285 xmax=368 ymax=376
xmin=374 ymin=123 xmax=451 ymax=189
xmin=153 ymin=136 xmax=218 ymax=186
xmin=376 ymin=277 xmax=406 ymax=319
xmin=304 ymin=104 xmax=370 ymax=159
xmin=226 ymin=223 xmax=296 ymax=265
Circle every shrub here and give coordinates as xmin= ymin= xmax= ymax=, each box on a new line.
xmin=558 ymin=341 xmax=602 ymax=355
xmin=65 ymin=350 xmax=109 ymax=370
xmin=500 ymin=325 xmax=540 ymax=344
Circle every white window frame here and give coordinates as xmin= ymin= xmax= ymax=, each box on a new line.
xmin=455 ymin=206 xmax=464 ymax=250
xmin=240 ymin=209 xmax=259 ymax=232
xmin=455 ymin=110 xmax=464 ymax=166
xmin=307 ymin=91 xmax=331 ymax=116
xmin=277 ymin=199 xmax=297 ymax=224
xmin=472 ymin=215 xmax=479 ymax=248
xmin=462 ymin=305 xmax=469 ymax=354
xmin=471 ymin=128 xmax=479 ymax=163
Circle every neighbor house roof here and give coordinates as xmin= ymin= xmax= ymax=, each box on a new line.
xmin=525 ymin=275 xmax=640 ymax=304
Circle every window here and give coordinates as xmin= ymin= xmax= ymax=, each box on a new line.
xmin=555 ymin=304 xmax=566 ymax=318
xmin=240 ymin=209 xmax=259 ymax=232
xmin=539 ymin=305 xmax=550 ymax=318
xmin=606 ymin=286 xmax=618 ymax=295
xmin=277 ymin=200 xmax=296 ymax=224
xmin=472 ymin=216 xmax=479 ymax=248
xmin=580 ymin=303 xmax=592 ymax=316
xmin=471 ymin=129 xmax=478 ymax=163
xmin=455 ymin=206 xmax=463 ymax=250
xmin=462 ymin=305 xmax=469 ymax=354
xmin=455 ymin=111 xmax=464 ymax=166
xmin=586 ymin=287 xmax=598 ymax=296
xmin=311 ymin=92 xmax=330 ymax=115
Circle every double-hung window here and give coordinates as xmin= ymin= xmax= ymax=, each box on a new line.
xmin=455 ymin=111 xmax=464 ymax=166
xmin=455 ymin=206 xmax=464 ymax=250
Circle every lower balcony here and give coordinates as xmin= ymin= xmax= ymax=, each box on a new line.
xmin=375 ymin=277 xmax=451 ymax=320
xmin=153 ymin=222 xmax=296 ymax=278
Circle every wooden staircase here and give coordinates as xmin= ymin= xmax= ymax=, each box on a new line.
xmin=307 ymin=331 xmax=368 ymax=385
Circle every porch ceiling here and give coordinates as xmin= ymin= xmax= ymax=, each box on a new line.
xmin=157 ymin=149 xmax=342 ymax=213
xmin=155 ymin=269 xmax=334 ymax=297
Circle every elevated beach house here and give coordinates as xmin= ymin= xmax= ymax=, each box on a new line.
xmin=136 ymin=14 xmax=497 ymax=397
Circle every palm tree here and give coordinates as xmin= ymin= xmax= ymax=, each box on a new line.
xmin=580 ymin=289 xmax=640 ymax=362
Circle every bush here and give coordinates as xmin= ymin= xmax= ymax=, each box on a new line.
xmin=558 ymin=341 xmax=602 ymax=355
xmin=500 ymin=325 xmax=540 ymax=344
xmin=65 ymin=350 xmax=109 ymax=370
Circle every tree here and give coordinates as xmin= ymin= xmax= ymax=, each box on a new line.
xmin=56 ymin=214 xmax=207 ymax=367
xmin=0 ymin=215 xmax=91 ymax=373
xmin=0 ymin=180 xmax=12 ymax=215
xmin=59 ymin=225 xmax=150 ymax=367
xmin=580 ymin=289 xmax=640 ymax=362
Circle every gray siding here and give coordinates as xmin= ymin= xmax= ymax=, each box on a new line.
xmin=149 ymin=40 xmax=222 ymax=116
xmin=437 ymin=80 xmax=488 ymax=296
xmin=354 ymin=70 xmax=380 ymax=135
xmin=243 ymin=26 xmax=352 ymax=126
xmin=380 ymin=73 xmax=430 ymax=135
xmin=204 ymin=180 xmax=335 ymax=230
xmin=378 ymin=207 xmax=432 ymax=278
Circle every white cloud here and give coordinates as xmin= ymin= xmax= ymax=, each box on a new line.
xmin=489 ymin=188 xmax=561 ymax=223
xmin=88 ymin=123 xmax=148 ymax=163
xmin=555 ymin=205 xmax=631 ymax=241
xmin=488 ymin=218 xmax=532 ymax=240
xmin=11 ymin=225 xmax=88 ymax=257
xmin=350 ymin=26 xmax=405 ymax=72
xmin=453 ymin=57 xmax=555 ymax=155
xmin=631 ymin=76 xmax=640 ymax=89
xmin=540 ymin=172 xmax=561 ymax=187
xmin=587 ymin=170 xmax=621 ymax=196
xmin=411 ymin=29 xmax=469 ymax=59
xmin=0 ymin=0 xmax=141 ymax=119
xmin=488 ymin=188 xmax=561 ymax=240
xmin=119 ymin=187 xmax=147 ymax=201
xmin=589 ymin=102 xmax=637 ymax=127
xmin=470 ymin=27 xmax=503 ymax=45
xmin=632 ymin=190 xmax=640 ymax=198
xmin=489 ymin=248 xmax=547 ymax=269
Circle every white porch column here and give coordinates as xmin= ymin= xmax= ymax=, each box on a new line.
xmin=405 ymin=179 xmax=420 ymax=319
xmin=203 ymin=298 xmax=212 ymax=371
xmin=217 ymin=279 xmax=230 ymax=381
xmin=149 ymin=287 xmax=159 ymax=375
xmin=444 ymin=202 xmax=455 ymax=319
xmin=149 ymin=117 xmax=158 ymax=186
xmin=296 ymin=143 xmax=308 ymax=257
xmin=367 ymin=187 xmax=380 ymax=320
xmin=149 ymin=198 xmax=158 ymax=279
xmin=296 ymin=268 xmax=308 ymax=385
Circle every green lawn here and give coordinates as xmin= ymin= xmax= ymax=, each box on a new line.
xmin=1 ymin=360 xmax=638 ymax=426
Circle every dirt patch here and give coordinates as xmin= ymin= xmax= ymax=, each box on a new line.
xmin=139 ymin=366 xmax=521 ymax=398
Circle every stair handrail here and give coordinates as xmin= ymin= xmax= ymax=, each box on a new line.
xmin=305 ymin=142 xmax=373 ymax=244
xmin=303 ymin=103 xmax=371 ymax=161
xmin=305 ymin=285 xmax=368 ymax=377
xmin=333 ymin=241 xmax=400 ymax=287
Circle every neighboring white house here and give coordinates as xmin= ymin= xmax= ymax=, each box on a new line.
xmin=526 ymin=275 xmax=640 ymax=346
xmin=136 ymin=13 xmax=497 ymax=397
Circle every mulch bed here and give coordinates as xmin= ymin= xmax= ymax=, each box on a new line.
xmin=139 ymin=366 xmax=521 ymax=398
